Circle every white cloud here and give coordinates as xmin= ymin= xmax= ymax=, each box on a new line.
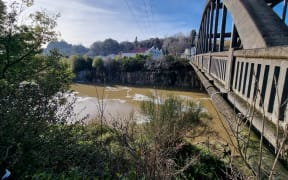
xmin=3 ymin=0 xmax=205 ymax=46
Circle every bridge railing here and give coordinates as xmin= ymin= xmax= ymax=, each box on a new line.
xmin=191 ymin=46 xmax=288 ymax=127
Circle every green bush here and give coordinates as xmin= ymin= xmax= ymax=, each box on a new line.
xmin=174 ymin=144 xmax=226 ymax=179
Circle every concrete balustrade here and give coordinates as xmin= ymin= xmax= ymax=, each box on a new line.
xmin=193 ymin=0 xmax=288 ymax=161
xmin=191 ymin=46 xmax=288 ymax=150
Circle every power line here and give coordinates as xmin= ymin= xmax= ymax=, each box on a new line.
xmin=124 ymin=0 xmax=147 ymax=40
xmin=124 ymin=0 xmax=158 ymax=41
xmin=142 ymin=0 xmax=153 ymax=36
xmin=147 ymin=0 xmax=154 ymax=23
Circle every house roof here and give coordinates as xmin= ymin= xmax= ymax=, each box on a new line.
xmin=128 ymin=48 xmax=149 ymax=53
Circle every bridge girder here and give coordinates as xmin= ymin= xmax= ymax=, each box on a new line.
xmin=224 ymin=0 xmax=288 ymax=49
xmin=197 ymin=0 xmax=288 ymax=53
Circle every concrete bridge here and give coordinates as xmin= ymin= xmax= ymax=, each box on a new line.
xmin=191 ymin=0 xmax=288 ymax=155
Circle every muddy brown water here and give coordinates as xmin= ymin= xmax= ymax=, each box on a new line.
xmin=70 ymin=83 xmax=288 ymax=179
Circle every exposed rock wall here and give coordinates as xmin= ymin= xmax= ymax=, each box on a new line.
xmin=75 ymin=60 xmax=201 ymax=89
xmin=118 ymin=70 xmax=201 ymax=88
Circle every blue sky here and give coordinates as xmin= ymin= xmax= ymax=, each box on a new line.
xmin=3 ymin=0 xmax=286 ymax=47
xmin=10 ymin=0 xmax=205 ymax=47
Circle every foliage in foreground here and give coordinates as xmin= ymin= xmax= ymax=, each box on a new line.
xmin=0 ymin=1 xmax=227 ymax=179
xmin=2 ymin=89 xmax=228 ymax=179
xmin=30 ymin=125 xmax=226 ymax=179
xmin=26 ymin=96 xmax=226 ymax=179
xmin=0 ymin=0 xmax=72 ymax=177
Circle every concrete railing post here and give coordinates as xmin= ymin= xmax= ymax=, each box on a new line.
xmin=225 ymin=48 xmax=234 ymax=91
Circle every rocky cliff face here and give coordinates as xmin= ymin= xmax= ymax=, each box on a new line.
xmin=117 ymin=70 xmax=200 ymax=89
xmin=76 ymin=59 xmax=201 ymax=89
xmin=120 ymin=60 xmax=200 ymax=88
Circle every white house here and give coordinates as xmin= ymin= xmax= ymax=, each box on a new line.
xmin=146 ymin=46 xmax=163 ymax=60
xmin=119 ymin=48 xmax=149 ymax=58
xmin=182 ymin=47 xmax=196 ymax=59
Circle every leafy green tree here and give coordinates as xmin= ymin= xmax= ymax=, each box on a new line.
xmin=89 ymin=41 xmax=103 ymax=56
xmin=120 ymin=41 xmax=134 ymax=52
xmin=0 ymin=0 xmax=73 ymax=175
xmin=68 ymin=55 xmax=87 ymax=73
xmin=0 ymin=0 xmax=4 ymax=29
xmin=71 ymin=44 xmax=89 ymax=55
xmin=106 ymin=58 xmax=121 ymax=81
xmin=165 ymin=55 xmax=176 ymax=62
xmin=44 ymin=40 xmax=72 ymax=56
xmin=190 ymin=29 xmax=197 ymax=46
xmin=120 ymin=55 xmax=147 ymax=72
xmin=44 ymin=41 xmax=89 ymax=56
xmin=83 ymin=54 xmax=93 ymax=70
xmin=102 ymin=38 xmax=120 ymax=55
xmin=89 ymin=38 xmax=120 ymax=56
xmin=92 ymin=57 xmax=105 ymax=81
xmin=162 ymin=34 xmax=190 ymax=56
xmin=92 ymin=57 xmax=104 ymax=71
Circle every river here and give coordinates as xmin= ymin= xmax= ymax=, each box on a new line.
xmin=70 ymin=83 xmax=234 ymax=149
xmin=70 ymin=83 xmax=212 ymax=123
xmin=70 ymin=83 xmax=288 ymax=179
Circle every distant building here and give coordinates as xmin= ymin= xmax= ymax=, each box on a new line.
xmin=146 ymin=46 xmax=163 ymax=60
xmin=95 ymin=54 xmax=116 ymax=60
xmin=106 ymin=47 xmax=164 ymax=60
xmin=120 ymin=48 xmax=149 ymax=58
xmin=181 ymin=47 xmax=196 ymax=59
xmin=129 ymin=48 xmax=149 ymax=54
